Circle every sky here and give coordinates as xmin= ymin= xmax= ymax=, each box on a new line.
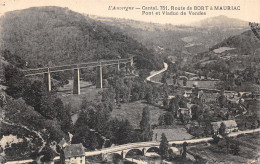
xmin=0 ymin=0 xmax=259 ymax=25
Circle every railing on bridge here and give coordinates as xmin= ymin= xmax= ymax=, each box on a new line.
xmin=22 ymin=57 xmax=133 ymax=76
xmin=23 ymin=67 xmax=49 ymax=76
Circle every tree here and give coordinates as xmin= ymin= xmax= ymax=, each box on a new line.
xmin=179 ymin=97 xmax=188 ymax=108
xmin=101 ymin=86 xmax=115 ymax=110
xmin=4 ymin=65 xmax=26 ymax=98
xmin=168 ymin=98 xmax=178 ymax=117
xmin=87 ymin=132 xmax=98 ymax=151
xmin=23 ymin=80 xmax=57 ymax=119
xmin=72 ymin=125 xmax=90 ymax=148
xmin=159 ymin=133 xmax=169 ymax=160
xmin=53 ymin=98 xmax=64 ymax=122
xmin=212 ymin=134 xmax=221 ymax=144
xmin=163 ymin=97 xmax=169 ymax=108
xmin=232 ymin=141 xmax=240 ymax=155
xmin=183 ymin=78 xmax=187 ymax=86
xmin=145 ymin=84 xmax=154 ymax=104
xmin=189 ymin=126 xmax=204 ymax=138
xmin=164 ymin=112 xmax=174 ymax=125
xmin=140 ymin=106 xmax=153 ymax=141
xmin=218 ymin=90 xmax=227 ymax=108
xmin=219 ymin=122 xmax=226 ymax=136
xmin=40 ymin=146 xmax=56 ymax=163
xmin=37 ymin=93 xmax=57 ymax=119
xmin=191 ymin=105 xmax=200 ymax=120
xmin=204 ymin=121 xmax=213 ymax=136
xmin=116 ymin=119 xmax=134 ymax=144
xmin=121 ymin=85 xmax=130 ymax=103
xmin=2 ymin=50 xmax=26 ymax=68
xmin=182 ymin=142 xmax=188 ymax=159
xmin=180 ymin=113 xmax=190 ymax=125
xmin=95 ymin=103 xmax=110 ymax=132
xmin=61 ymin=103 xmax=73 ymax=133
xmin=161 ymin=72 xmax=167 ymax=84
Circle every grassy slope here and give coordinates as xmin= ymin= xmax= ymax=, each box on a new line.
xmin=110 ymin=100 xmax=165 ymax=129
xmin=57 ymin=80 xmax=102 ymax=113
xmin=210 ymin=30 xmax=260 ymax=56
xmin=189 ymin=133 xmax=260 ymax=163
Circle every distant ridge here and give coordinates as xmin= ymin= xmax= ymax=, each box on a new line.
xmin=189 ymin=15 xmax=249 ymax=28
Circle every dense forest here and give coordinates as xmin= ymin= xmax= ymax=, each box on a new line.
xmin=0 ymin=6 xmax=163 ymax=70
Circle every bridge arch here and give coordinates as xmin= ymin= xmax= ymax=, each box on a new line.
xmin=145 ymin=146 xmax=160 ymax=155
xmin=103 ymin=152 xmax=123 ymax=163
xmin=125 ymin=148 xmax=143 ymax=158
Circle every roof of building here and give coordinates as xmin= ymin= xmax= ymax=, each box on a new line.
xmin=187 ymin=103 xmax=195 ymax=109
xmin=178 ymin=108 xmax=189 ymax=111
xmin=223 ymin=120 xmax=237 ymax=127
xmin=64 ymin=143 xmax=85 ymax=158
xmin=211 ymin=120 xmax=237 ymax=131
xmin=58 ymin=138 xmax=68 ymax=148
xmin=201 ymin=92 xmax=219 ymax=99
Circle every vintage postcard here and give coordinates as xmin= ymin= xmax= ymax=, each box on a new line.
xmin=0 ymin=0 xmax=259 ymax=163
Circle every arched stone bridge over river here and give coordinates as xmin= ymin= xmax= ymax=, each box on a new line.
xmin=22 ymin=57 xmax=133 ymax=95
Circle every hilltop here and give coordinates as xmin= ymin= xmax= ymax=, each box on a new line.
xmin=188 ymin=29 xmax=260 ymax=90
xmin=193 ymin=29 xmax=260 ymax=64
xmin=90 ymin=15 xmax=249 ymax=55
xmin=189 ymin=15 xmax=249 ymax=28
xmin=210 ymin=30 xmax=260 ymax=55
xmin=0 ymin=6 xmax=163 ymax=70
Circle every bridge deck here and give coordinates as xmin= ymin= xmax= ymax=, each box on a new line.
xmin=23 ymin=57 xmax=133 ymax=76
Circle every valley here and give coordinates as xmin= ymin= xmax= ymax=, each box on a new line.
xmin=0 ymin=5 xmax=259 ymax=164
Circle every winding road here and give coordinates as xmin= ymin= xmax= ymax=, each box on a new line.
xmin=146 ymin=62 xmax=168 ymax=84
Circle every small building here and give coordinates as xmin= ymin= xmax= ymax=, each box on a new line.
xmin=211 ymin=120 xmax=238 ymax=135
xmin=64 ymin=143 xmax=85 ymax=164
xmin=200 ymin=92 xmax=219 ymax=104
xmin=58 ymin=138 xmax=69 ymax=148
xmin=183 ymin=90 xmax=192 ymax=98
xmin=177 ymin=108 xmax=191 ymax=118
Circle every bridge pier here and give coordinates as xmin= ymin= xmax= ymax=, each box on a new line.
xmin=121 ymin=151 xmax=126 ymax=159
xmin=96 ymin=64 xmax=102 ymax=88
xmin=73 ymin=68 xmax=80 ymax=95
xmin=142 ymin=148 xmax=146 ymax=156
xmin=117 ymin=60 xmax=120 ymax=71
xmin=44 ymin=69 xmax=51 ymax=92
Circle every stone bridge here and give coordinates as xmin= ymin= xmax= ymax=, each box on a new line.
xmin=5 ymin=129 xmax=260 ymax=164
xmin=84 ymin=141 xmax=179 ymax=160
xmin=22 ymin=57 xmax=133 ymax=94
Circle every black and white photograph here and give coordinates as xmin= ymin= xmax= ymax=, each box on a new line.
xmin=0 ymin=0 xmax=259 ymax=163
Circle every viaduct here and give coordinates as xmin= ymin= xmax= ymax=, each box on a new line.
xmin=22 ymin=57 xmax=133 ymax=95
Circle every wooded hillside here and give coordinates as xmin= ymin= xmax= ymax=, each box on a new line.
xmin=0 ymin=6 xmax=163 ymax=70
